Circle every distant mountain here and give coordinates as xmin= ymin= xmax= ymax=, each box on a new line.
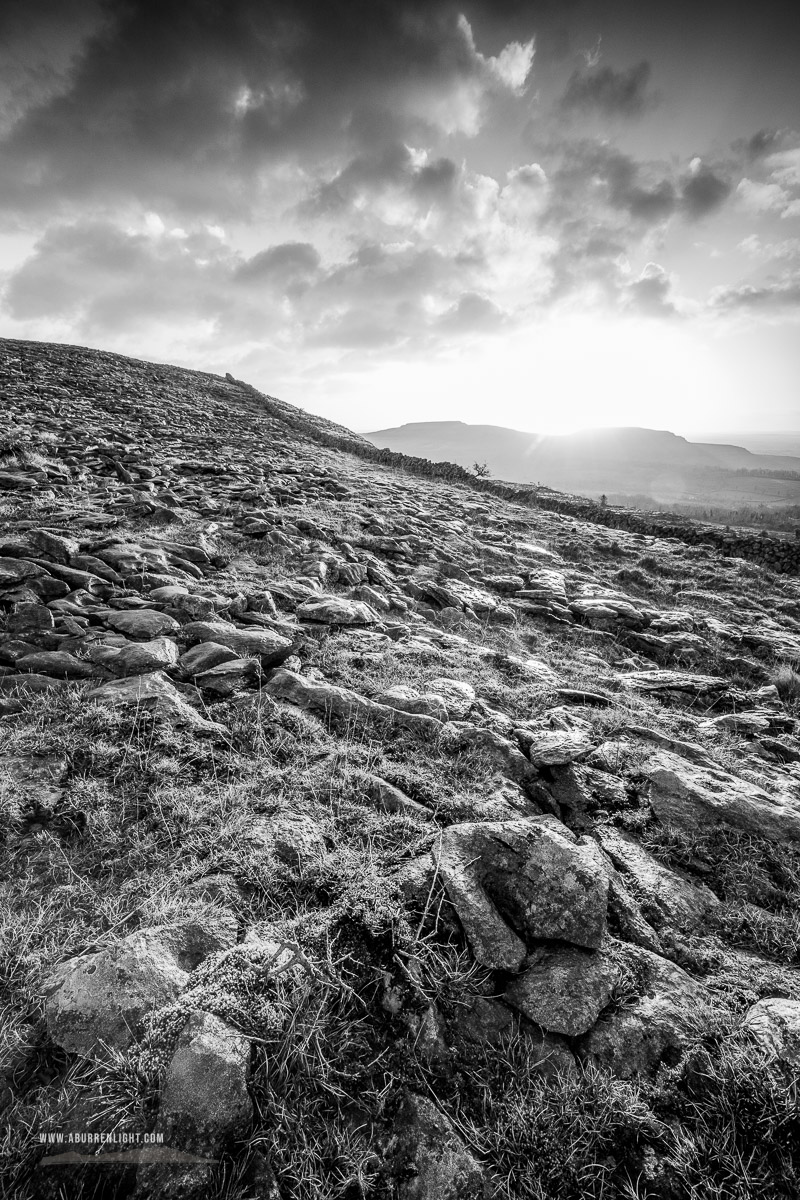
xmin=363 ymin=422 xmax=800 ymax=509
xmin=690 ymin=431 xmax=800 ymax=458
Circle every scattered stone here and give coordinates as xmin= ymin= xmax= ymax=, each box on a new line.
xmin=382 ymin=1092 xmax=491 ymax=1200
xmin=646 ymin=750 xmax=800 ymax=842
xmin=505 ymin=945 xmax=618 ymax=1037
xmin=436 ymin=817 xmax=609 ymax=971
xmin=157 ymin=1010 xmax=252 ymax=1150
xmin=106 ymin=608 xmax=181 ymax=639
xmin=741 ymin=998 xmax=800 ymax=1067
xmin=86 ymin=672 xmax=227 ymax=736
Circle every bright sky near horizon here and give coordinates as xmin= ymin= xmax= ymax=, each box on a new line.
xmin=1 ymin=0 xmax=799 ymax=435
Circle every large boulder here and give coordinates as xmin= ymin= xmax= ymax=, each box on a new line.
xmin=436 ymin=817 xmax=609 ymax=971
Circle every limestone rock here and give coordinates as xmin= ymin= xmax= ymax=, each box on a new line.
xmin=596 ymin=826 xmax=719 ymax=930
xmin=43 ymin=931 xmax=189 ymax=1055
xmin=182 ymin=618 xmax=293 ymax=666
xmin=296 ymin=595 xmax=379 ymax=625
xmin=646 ymin=750 xmax=800 ymax=842
xmin=86 ymin=672 xmax=227 ymax=736
xmin=436 ymin=817 xmax=609 ymax=971
xmin=382 ymin=1093 xmax=490 ymax=1199
xmin=15 ymin=650 xmax=96 ymax=679
xmin=426 ymin=677 xmax=476 ymax=720
xmin=741 ymin=998 xmax=800 ymax=1067
xmin=578 ymin=946 xmax=715 ymax=1078
xmin=247 ymin=812 xmax=327 ymax=868
xmin=157 ymin=1010 xmax=252 ymax=1150
xmin=528 ymin=729 xmax=594 ymax=768
xmin=114 ymin=636 xmax=180 ymax=676
xmin=106 ymin=609 xmax=181 ymax=640
xmin=374 ymin=684 xmax=449 ymax=722
xmin=504 ymin=945 xmax=617 ymax=1037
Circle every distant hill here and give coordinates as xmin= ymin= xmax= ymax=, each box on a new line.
xmin=364 ymin=421 xmax=800 ymax=509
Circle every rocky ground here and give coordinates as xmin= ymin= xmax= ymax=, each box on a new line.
xmin=1 ymin=336 xmax=800 ymax=1200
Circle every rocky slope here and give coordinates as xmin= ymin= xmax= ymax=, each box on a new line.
xmin=2 ymin=336 xmax=800 ymax=1200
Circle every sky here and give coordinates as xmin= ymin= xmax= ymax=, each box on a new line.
xmin=1 ymin=0 xmax=799 ymax=436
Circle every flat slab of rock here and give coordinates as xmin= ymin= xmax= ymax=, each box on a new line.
xmin=596 ymin=826 xmax=719 ymax=930
xmin=505 ymin=945 xmax=618 ymax=1037
xmin=646 ymin=750 xmax=800 ymax=842
xmin=86 ymin=672 xmax=226 ymax=736
xmin=296 ymin=595 xmax=379 ymax=625
xmin=619 ymin=670 xmax=728 ymax=698
xmin=106 ymin=609 xmax=181 ymax=639
xmin=182 ymin=619 xmax=293 ymax=665
xmin=437 ymin=817 xmax=609 ymax=971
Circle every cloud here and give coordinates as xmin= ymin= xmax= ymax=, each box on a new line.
xmin=560 ymin=61 xmax=654 ymax=118
xmin=234 ymin=242 xmax=321 ymax=296
xmin=623 ymin=263 xmax=678 ymax=317
xmin=734 ymin=141 xmax=800 ymax=220
xmin=438 ymin=291 xmax=507 ymax=331
xmin=0 ymin=0 xmax=535 ymax=217
xmin=547 ymin=141 xmax=676 ymax=225
xmin=732 ymin=128 xmax=790 ymax=161
xmin=710 ymin=278 xmax=800 ymax=312
xmin=679 ymin=159 xmax=732 ymax=219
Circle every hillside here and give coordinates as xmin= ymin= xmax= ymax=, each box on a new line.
xmin=2 ymin=337 xmax=800 ymax=1200
xmin=365 ymin=421 xmax=800 ymax=511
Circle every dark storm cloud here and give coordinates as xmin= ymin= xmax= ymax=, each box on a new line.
xmin=710 ymin=277 xmax=800 ymax=312
xmin=3 ymin=219 xmax=248 ymax=330
xmin=547 ymin=142 xmax=676 ymax=224
xmin=302 ymin=144 xmax=459 ymax=216
xmin=679 ymin=163 xmax=732 ymax=219
xmin=438 ymin=291 xmax=506 ymax=331
xmin=560 ymin=61 xmax=654 ymax=118
xmin=732 ymin=128 xmax=787 ymax=161
xmin=235 ymin=242 xmax=321 ymax=287
xmin=0 ymin=0 xmax=534 ymax=216
xmin=624 ymin=263 xmax=678 ymax=317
